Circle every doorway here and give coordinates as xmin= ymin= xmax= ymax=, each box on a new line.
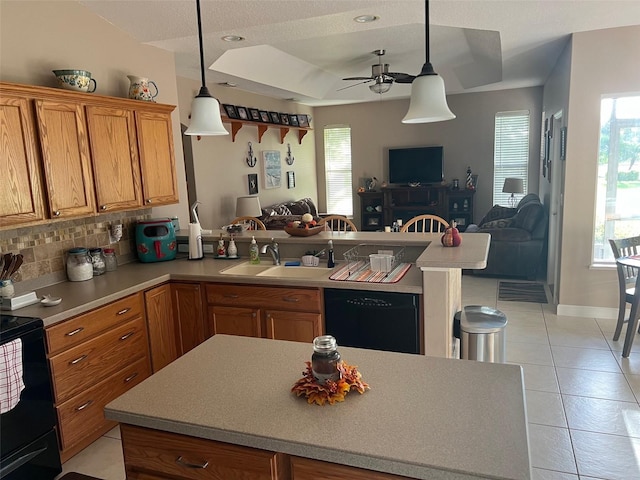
xmin=546 ymin=111 xmax=565 ymax=304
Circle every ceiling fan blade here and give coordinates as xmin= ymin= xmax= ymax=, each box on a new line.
xmin=337 ymin=79 xmax=374 ymax=91
xmin=392 ymin=74 xmax=416 ymax=84
xmin=342 ymin=76 xmax=374 ymax=81
xmin=386 ymin=72 xmax=414 ymax=81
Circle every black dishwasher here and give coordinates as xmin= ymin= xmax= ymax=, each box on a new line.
xmin=324 ymin=289 xmax=420 ymax=354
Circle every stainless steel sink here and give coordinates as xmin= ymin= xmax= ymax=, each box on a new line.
xmin=220 ymin=261 xmax=332 ymax=279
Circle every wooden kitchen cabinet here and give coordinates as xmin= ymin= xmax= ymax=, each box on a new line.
xmin=85 ymin=105 xmax=143 ymax=212
xmin=205 ymin=283 xmax=323 ymax=343
xmin=121 ymin=424 xmax=290 ymax=480
xmin=0 ymin=81 xmax=179 ymax=227
xmin=45 ymin=292 xmax=151 ymax=462
xmin=136 ymin=110 xmax=179 ymax=206
xmin=34 ymin=98 xmax=96 ymax=218
xmin=291 ymin=457 xmax=411 ymax=480
xmin=171 ymin=282 xmax=205 ymax=355
xmin=144 ymin=284 xmax=180 ymax=372
xmin=0 ymin=94 xmax=46 ymax=227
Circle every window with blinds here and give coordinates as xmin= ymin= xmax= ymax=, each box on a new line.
xmin=493 ymin=111 xmax=530 ymax=206
xmin=324 ymin=126 xmax=353 ymax=216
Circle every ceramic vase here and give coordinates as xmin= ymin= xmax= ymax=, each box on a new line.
xmin=127 ymin=75 xmax=158 ymax=102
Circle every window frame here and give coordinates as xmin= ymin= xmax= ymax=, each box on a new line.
xmin=493 ymin=110 xmax=530 ymax=206
xmin=323 ymin=125 xmax=353 ymax=216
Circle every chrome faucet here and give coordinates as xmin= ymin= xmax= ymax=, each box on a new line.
xmin=260 ymin=239 xmax=280 ymax=265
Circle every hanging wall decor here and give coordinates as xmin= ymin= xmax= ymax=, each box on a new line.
xmin=246 ymin=142 xmax=257 ymax=167
xmin=287 ymin=171 xmax=296 ymax=189
xmin=285 ymin=143 xmax=295 ymax=165
xmin=248 ymin=173 xmax=258 ymax=194
xmin=262 ymin=150 xmax=282 ymax=189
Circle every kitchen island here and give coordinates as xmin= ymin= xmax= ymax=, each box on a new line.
xmin=105 ymin=334 xmax=531 ymax=480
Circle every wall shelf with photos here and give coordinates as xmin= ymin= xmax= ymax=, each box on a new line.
xmin=221 ymin=117 xmax=312 ymax=144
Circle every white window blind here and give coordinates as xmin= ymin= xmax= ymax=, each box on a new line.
xmin=324 ymin=126 xmax=353 ymax=216
xmin=493 ymin=111 xmax=530 ymax=206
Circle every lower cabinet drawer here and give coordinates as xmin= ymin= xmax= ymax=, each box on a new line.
xmin=50 ymin=316 xmax=148 ymax=403
xmin=57 ymin=356 xmax=150 ymax=450
xmin=121 ymin=424 xmax=289 ymax=480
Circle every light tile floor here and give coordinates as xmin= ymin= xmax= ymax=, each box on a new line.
xmin=56 ymin=275 xmax=640 ymax=480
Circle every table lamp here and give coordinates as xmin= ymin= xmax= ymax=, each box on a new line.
xmin=502 ymin=178 xmax=524 ymax=208
xmin=236 ymin=196 xmax=262 ymax=218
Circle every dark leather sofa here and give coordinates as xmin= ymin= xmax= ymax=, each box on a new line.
xmin=466 ymin=193 xmax=548 ymax=280
xmin=258 ymin=197 xmax=321 ymax=230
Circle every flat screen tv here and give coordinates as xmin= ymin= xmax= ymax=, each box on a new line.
xmin=388 ymin=146 xmax=444 ymax=186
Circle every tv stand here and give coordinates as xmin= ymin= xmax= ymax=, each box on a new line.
xmin=358 ymin=185 xmax=475 ymax=231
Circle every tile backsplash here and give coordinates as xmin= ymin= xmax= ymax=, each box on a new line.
xmin=0 ymin=209 xmax=150 ymax=291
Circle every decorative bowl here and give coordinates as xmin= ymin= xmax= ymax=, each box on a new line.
xmin=284 ymin=225 xmax=324 ymax=237
xmin=52 ymin=69 xmax=97 ymax=93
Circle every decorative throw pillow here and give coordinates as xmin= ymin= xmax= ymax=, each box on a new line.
xmin=274 ymin=205 xmax=292 ymax=215
xmin=480 ymin=205 xmax=517 ymax=225
xmin=480 ymin=218 xmax=514 ymax=229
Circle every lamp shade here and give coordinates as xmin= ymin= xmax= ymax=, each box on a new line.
xmin=184 ymin=91 xmax=229 ymax=136
xmin=236 ymin=195 xmax=262 ymax=217
xmin=402 ymin=74 xmax=456 ymax=123
xmin=502 ymin=177 xmax=524 ymax=194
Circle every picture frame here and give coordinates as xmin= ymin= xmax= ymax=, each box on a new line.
xmin=280 ymin=114 xmax=290 ymax=126
xmin=287 ymin=171 xmax=295 ymax=189
xmin=259 ymin=110 xmax=270 ymax=123
xmin=262 ymin=150 xmax=281 ymax=189
xmin=298 ymin=114 xmax=309 ymax=128
xmin=236 ymin=106 xmax=249 ymax=120
xmin=269 ymin=111 xmax=281 ymax=124
xmin=367 ymin=217 xmax=380 ymax=226
xmin=249 ymin=108 xmax=261 ymax=122
xmin=560 ymin=126 xmax=567 ymax=161
xmin=248 ymin=173 xmax=258 ymax=195
xmin=223 ymin=104 xmax=238 ymax=119
xmin=289 ymin=114 xmax=299 ymax=127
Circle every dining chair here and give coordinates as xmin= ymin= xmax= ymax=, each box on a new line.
xmin=400 ymin=214 xmax=449 ymax=233
xmin=231 ymin=216 xmax=266 ymax=231
xmin=318 ymin=215 xmax=357 ymax=232
xmin=609 ymin=236 xmax=640 ymax=353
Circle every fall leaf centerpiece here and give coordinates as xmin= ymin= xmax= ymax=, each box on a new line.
xmin=291 ymin=361 xmax=369 ymax=406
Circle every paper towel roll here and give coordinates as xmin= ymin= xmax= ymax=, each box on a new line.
xmin=188 ymin=223 xmax=203 ymax=260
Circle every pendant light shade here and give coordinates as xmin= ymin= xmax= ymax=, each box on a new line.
xmin=185 ymin=0 xmax=228 ymax=136
xmin=402 ymin=0 xmax=455 ymax=124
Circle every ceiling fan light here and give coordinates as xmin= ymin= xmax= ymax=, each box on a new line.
xmin=369 ymin=81 xmax=392 ymax=94
xmin=402 ymin=74 xmax=455 ymax=123
xmin=185 ymin=88 xmax=229 ymax=136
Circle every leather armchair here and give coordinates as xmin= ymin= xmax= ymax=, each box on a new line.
xmin=467 ymin=194 xmax=548 ymax=280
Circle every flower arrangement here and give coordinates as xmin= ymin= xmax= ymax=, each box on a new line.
xmin=291 ymin=361 xmax=369 ymax=406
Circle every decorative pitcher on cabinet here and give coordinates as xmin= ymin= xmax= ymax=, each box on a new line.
xmin=127 ymin=75 xmax=158 ymax=102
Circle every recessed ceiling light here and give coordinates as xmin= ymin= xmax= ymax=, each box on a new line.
xmin=353 ymin=15 xmax=379 ymax=23
xmin=222 ymin=35 xmax=245 ymax=42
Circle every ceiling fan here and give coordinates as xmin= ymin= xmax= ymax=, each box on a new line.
xmin=340 ymin=49 xmax=414 ymax=94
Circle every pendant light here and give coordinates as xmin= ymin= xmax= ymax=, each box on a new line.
xmin=402 ymin=0 xmax=455 ymax=123
xmin=185 ymin=0 xmax=228 ymax=136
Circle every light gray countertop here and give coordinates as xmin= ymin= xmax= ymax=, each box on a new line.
xmin=12 ymin=232 xmax=489 ymax=328
xmin=105 ymin=335 xmax=531 ymax=480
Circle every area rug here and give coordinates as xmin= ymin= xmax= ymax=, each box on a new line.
xmin=498 ymin=281 xmax=548 ymax=304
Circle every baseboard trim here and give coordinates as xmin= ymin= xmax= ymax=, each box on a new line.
xmin=556 ymin=304 xmax=622 ymax=319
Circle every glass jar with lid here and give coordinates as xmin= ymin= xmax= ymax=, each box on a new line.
xmin=89 ymin=248 xmax=106 ymax=276
xmin=103 ymin=248 xmax=117 ymax=272
xmin=311 ymin=335 xmax=341 ymax=384
xmin=66 ymin=248 xmax=93 ymax=282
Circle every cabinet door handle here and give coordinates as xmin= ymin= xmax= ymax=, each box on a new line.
xmin=117 ymin=308 xmax=131 ymax=316
xmin=100 ymin=205 xmax=107 ymax=210
xmin=282 ymin=296 xmax=299 ymax=303
xmin=53 ymin=210 xmax=60 ymax=217
xmin=223 ymin=294 xmax=239 ymax=299
xmin=252 ymin=312 xmax=257 ymax=318
xmin=119 ymin=331 xmax=135 ymax=341
xmin=69 ymin=354 xmax=87 ymax=365
xmin=75 ymin=400 xmax=93 ymax=411
xmin=176 ymin=456 xmax=209 ymax=469
xmin=65 ymin=327 xmax=84 ymax=337
xmin=124 ymin=372 xmax=138 ymax=383
xmin=146 ymin=199 xmax=152 ymax=204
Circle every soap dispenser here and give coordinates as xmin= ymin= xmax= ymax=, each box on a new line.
xmin=227 ymin=235 xmax=238 ymax=258
xmin=327 ymin=240 xmax=335 ymax=268
xmin=249 ymin=236 xmax=260 ymax=264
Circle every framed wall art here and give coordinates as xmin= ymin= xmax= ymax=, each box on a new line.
xmin=249 ymin=108 xmax=260 ymax=121
xmin=236 ymin=106 xmax=249 ymax=120
xmin=259 ymin=110 xmax=270 ymax=123
xmin=287 ymin=171 xmax=295 ymax=189
xmin=248 ymin=173 xmax=258 ymax=195
xmin=223 ymin=104 xmax=238 ymax=119
xmin=298 ymin=114 xmax=309 ymax=128
xmin=262 ymin=150 xmax=282 ymax=189
xmin=269 ymin=111 xmax=281 ymax=124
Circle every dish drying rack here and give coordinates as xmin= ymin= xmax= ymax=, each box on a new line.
xmin=343 ymin=244 xmax=405 ymax=275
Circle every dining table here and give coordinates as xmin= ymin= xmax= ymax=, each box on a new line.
xmin=615 ymin=255 xmax=640 ymax=357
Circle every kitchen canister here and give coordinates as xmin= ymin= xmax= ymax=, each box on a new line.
xmin=66 ymin=248 xmax=93 ymax=282
xmin=127 ymin=75 xmax=158 ymax=102
xmin=89 ymin=248 xmax=106 ymax=276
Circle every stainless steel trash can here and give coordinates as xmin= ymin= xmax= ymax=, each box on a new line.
xmin=459 ymin=306 xmax=507 ymax=363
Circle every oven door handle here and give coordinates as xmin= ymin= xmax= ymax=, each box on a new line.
xmin=0 ymin=443 xmax=48 ymax=478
